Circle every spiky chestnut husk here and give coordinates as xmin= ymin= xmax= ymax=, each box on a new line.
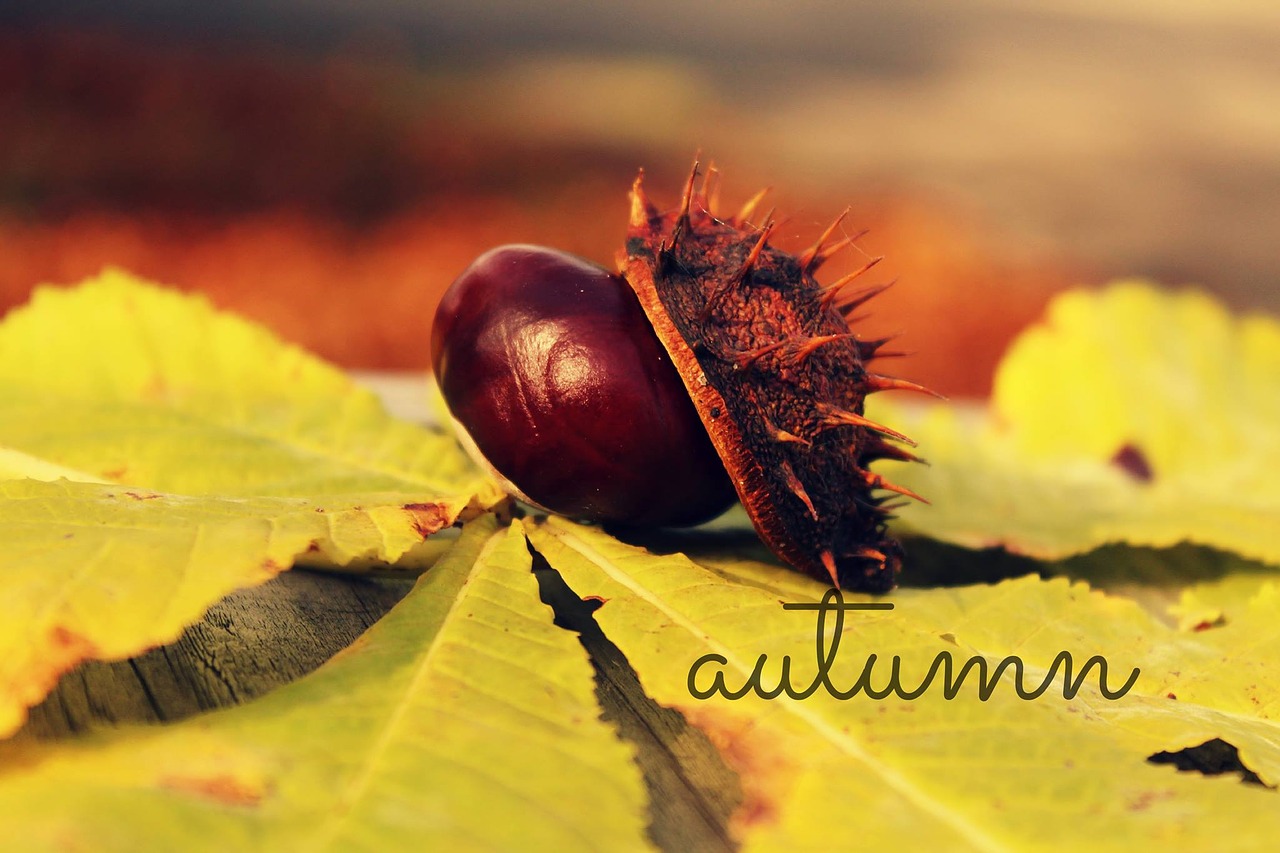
xmin=621 ymin=165 xmax=931 ymax=591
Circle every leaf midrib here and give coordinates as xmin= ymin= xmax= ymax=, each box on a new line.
xmin=301 ymin=527 xmax=505 ymax=852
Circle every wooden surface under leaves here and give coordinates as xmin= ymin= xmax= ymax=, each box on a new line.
xmin=16 ymin=555 xmax=741 ymax=853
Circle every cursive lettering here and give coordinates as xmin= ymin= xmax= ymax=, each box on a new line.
xmin=687 ymin=588 xmax=1139 ymax=702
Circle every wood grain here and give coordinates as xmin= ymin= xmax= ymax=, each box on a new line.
xmin=15 ymin=558 xmax=740 ymax=851
xmin=16 ymin=570 xmax=414 ymax=741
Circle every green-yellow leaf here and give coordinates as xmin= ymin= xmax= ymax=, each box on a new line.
xmin=0 ymin=517 xmax=650 ymax=852
xmin=0 ymin=478 xmax=471 ymax=738
xmin=529 ymin=518 xmax=1280 ymax=851
xmin=867 ymin=281 xmax=1280 ymax=564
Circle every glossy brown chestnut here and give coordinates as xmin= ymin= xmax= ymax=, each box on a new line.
xmin=432 ymin=244 xmax=737 ymax=527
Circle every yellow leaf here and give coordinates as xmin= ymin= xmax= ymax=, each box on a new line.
xmin=0 ymin=270 xmax=498 ymax=501
xmin=0 ymin=478 xmax=471 ymax=738
xmin=867 ymin=282 xmax=1280 ymax=564
xmin=0 ymin=517 xmax=650 ymax=851
xmin=529 ymin=518 xmax=1280 ymax=851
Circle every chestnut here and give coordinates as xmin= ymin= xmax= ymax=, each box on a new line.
xmin=436 ymin=166 xmax=926 ymax=590
xmin=431 ymin=244 xmax=737 ymax=527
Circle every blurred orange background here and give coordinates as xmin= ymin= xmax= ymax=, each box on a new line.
xmin=3 ymin=4 xmax=1277 ymax=397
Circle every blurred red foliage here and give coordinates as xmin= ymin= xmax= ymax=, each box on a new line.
xmin=0 ymin=30 xmax=1076 ymax=397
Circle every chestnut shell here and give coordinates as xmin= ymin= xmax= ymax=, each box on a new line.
xmin=621 ymin=170 xmax=919 ymax=591
xmin=432 ymin=244 xmax=737 ymax=527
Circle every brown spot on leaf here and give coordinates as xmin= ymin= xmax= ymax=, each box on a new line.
xmin=124 ymin=491 xmax=162 ymax=501
xmin=305 ymin=540 xmax=322 ymax=553
xmin=142 ymin=375 xmax=170 ymax=401
xmin=735 ymin=797 xmax=775 ymax=828
xmin=160 ymin=774 xmax=265 ymax=807
xmin=1126 ymin=789 xmax=1174 ymax=812
xmin=1110 ymin=443 xmax=1154 ymax=482
xmin=10 ymin=625 xmax=101 ymax=731
xmin=102 ymin=467 xmax=128 ymax=480
xmin=681 ymin=705 xmax=791 ymax=833
xmin=49 ymin=625 xmax=96 ymax=655
xmin=405 ymin=502 xmax=449 ymax=538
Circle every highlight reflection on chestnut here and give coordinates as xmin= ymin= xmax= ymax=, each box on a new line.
xmin=431 ymin=244 xmax=737 ymax=527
